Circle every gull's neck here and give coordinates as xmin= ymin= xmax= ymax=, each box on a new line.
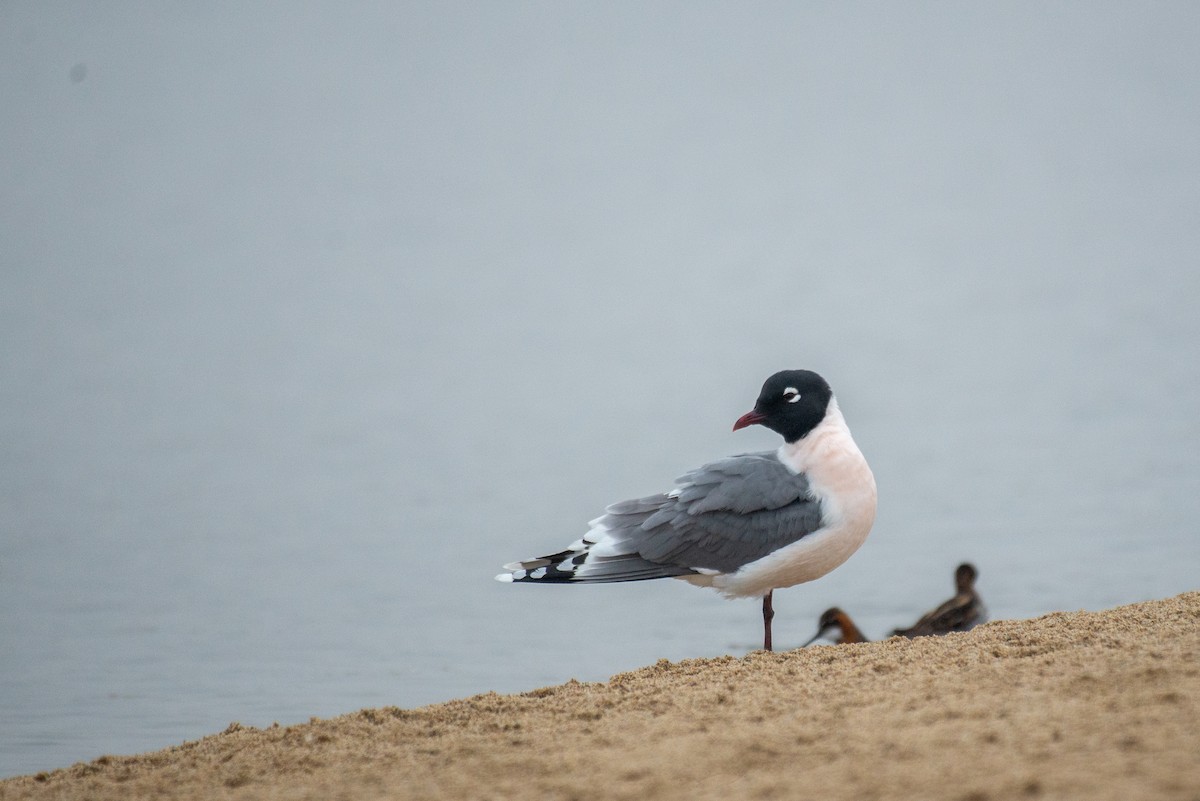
xmin=775 ymin=397 xmax=860 ymax=474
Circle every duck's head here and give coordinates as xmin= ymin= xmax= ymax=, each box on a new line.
xmin=955 ymin=562 xmax=978 ymax=591
xmin=803 ymin=606 xmax=847 ymax=646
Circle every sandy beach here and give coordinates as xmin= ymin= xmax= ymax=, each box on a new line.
xmin=3 ymin=591 xmax=1197 ymax=801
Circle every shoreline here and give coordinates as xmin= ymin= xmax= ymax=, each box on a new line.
xmin=3 ymin=591 xmax=1197 ymax=800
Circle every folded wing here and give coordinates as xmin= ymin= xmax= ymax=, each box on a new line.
xmin=497 ymin=452 xmax=825 ymax=584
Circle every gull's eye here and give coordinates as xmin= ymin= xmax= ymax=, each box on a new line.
xmin=783 ymin=387 xmax=801 ymax=403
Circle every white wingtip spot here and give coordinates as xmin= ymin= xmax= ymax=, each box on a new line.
xmin=587 ymin=540 xmax=625 ymax=558
xmin=529 ymin=567 xmax=547 ymax=579
xmin=495 ymin=573 xmax=514 ymax=583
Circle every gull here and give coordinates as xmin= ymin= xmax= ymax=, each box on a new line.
xmin=496 ymin=369 xmax=877 ymax=651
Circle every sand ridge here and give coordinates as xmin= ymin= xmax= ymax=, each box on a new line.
xmin=3 ymin=592 xmax=1197 ymax=801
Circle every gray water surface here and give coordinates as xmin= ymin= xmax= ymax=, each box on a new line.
xmin=3 ymin=3 xmax=1199 ymax=778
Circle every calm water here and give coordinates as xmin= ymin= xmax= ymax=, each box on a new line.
xmin=3 ymin=3 xmax=1199 ymax=778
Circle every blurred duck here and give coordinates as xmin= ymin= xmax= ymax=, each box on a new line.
xmin=803 ymin=606 xmax=870 ymax=646
xmin=891 ymin=562 xmax=986 ymax=638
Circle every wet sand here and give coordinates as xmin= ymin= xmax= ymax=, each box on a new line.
xmin=3 ymin=592 xmax=1197 ymax=801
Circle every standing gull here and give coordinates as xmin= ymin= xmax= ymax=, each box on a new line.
xmin=496 ymin=369 xmax=877 ymax=651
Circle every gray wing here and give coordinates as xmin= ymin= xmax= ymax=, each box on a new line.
xmin=499 ymin=451 xmax=826 ymax=585
xmin=581 ymin=451 xmax=823 ymax=578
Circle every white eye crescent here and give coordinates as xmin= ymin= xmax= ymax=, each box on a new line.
xmin=783 ymin=387 xmax=801 ymax=403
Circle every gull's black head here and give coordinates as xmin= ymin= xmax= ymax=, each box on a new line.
xmin=955 ymin=562 xmax=978 ymax=590
xmin=733 ymin=369 xmax=833 ymax=443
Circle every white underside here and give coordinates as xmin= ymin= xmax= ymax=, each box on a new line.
xmin=682 ymin=397 xmax=877 ymax=599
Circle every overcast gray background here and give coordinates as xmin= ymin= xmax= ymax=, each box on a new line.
xmin=2 ymin=1 xmax=1199 ymax=777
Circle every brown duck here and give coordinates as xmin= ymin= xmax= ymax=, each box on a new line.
xmin=802 ymin=606 xmax=870 ymax=645
xmin=891 ymin=562 xmax=986 ymax=638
